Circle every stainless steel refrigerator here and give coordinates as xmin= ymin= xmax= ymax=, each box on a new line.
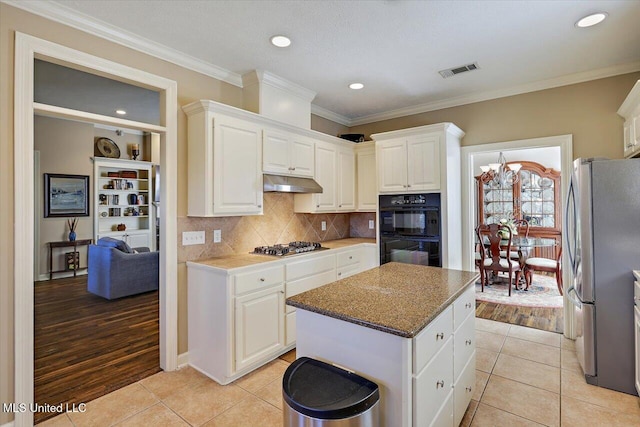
xmin=565 ymin=158 xmax=640 ymax=395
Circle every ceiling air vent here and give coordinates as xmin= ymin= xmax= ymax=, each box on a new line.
xmin=439 ymin=62 xmax=480 ymax=78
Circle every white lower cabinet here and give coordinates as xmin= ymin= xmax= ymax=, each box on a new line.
xmin=235 ymin=284 xmax=285 ymax=371
xmin=413 ymin=285 xmax=476 ymax=427
xmin=414 ymin=337 xmax=453 ymax=426
xmin=97 ymin=231 xmax=150 ymax=249
xmin=187 ymin=243 xmax=377 ymax=384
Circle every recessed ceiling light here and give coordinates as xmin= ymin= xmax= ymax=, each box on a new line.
xmin=349 ymin=83 xmax=364 ymax=90
xmin=575 ymin=12 xmax=608 ymax=28
xmin=115 ymin=109 xmax=127 ymax=115
xmin=270 ymin=35 xmax=291 ymax=48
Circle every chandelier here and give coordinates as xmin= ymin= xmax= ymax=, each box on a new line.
xmin=479 ymin=152 xmax=522 ymax=188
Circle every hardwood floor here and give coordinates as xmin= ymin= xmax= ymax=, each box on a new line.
xmin=34 ymin=276 xmax=160 ymax=424
xmin=475 ymin=300 xmax=564 ymax=333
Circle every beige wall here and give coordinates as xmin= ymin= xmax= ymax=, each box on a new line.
xmin=34 ymin=117 xmax=95 ymax=277
xmin=311 ymin=114 xmax=350 ymax=138
xmin=350 ymin=72 xmax=640 ymax=160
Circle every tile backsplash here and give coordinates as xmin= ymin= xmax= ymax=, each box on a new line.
xmin=178 ymin=193 xmax=376 ymax=262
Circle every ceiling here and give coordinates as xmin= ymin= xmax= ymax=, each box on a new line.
xmin=13 ymin=0 xmax=640 ymax=126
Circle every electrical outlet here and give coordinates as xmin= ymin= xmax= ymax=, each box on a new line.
xmin=368 ymin=220 xmax=375 ymax=229
xmin=321 ymin=221 xmax=327 ymax=231
xmin=182 ymin=231 xmax=205 ymax=246
xmin=213 ymin=229 xmax=222 ymax=243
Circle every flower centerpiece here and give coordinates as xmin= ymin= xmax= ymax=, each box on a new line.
xmin=498 ymin=217 xmax=518 ymax=239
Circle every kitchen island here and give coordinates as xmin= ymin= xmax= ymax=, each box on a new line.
xmin=287 ymin=262 xmax=478 ymax=427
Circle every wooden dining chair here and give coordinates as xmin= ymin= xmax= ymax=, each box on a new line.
xmin=524 ymin=246 xmax=563 ymax=295
xmin=476 ymin=224 xmax=522 ymax=296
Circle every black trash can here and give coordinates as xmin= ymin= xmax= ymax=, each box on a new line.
xmin=282 ymin=357 xmax=380 ymax=427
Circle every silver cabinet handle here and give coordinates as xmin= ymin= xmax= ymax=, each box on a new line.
xmin=465 ymin=302 xmax=472 ymax=309
xmin=436 ymin=332 xmax=444 ymax=340
xmin=280 ymin=290 xmax=285 ymax=294
xmin=292 ymin=167 xmax=296 ymax=170
xmin=466 ymin=339 xmax=472 ymax=345
xmin=466 ymin=386 xmax=472 ymax=392
xmin=338 ymin=272 xmax=342 ymax=276
xmin=339 ymin=204 xmax=342 ymax=207
xmin=407 ymin=184 xmax=411 ymax=188
xmin=257 ymin=205 xmax=262 ymax=208
xmin=259 ymin=278 xmax=265 ymax=282
xmin=349 ymin=256 xmax=353 ymax=260
xmin=436 ymin=380 xmax=445 ymax=389
xmin=316 ymin=204 xmax=320 ymax=208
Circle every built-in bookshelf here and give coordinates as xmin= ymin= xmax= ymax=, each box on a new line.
xmin=93 ymin=158 xmax=155 ymax=250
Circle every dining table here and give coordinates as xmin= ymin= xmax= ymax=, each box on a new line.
xmin=480 ymin=235 xmax=558 ymax=290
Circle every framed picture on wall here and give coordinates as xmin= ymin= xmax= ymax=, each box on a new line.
xmin=44 ymin=173 xmax=90 ymax=218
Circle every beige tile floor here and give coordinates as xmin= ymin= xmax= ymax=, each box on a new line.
xmin=40 ymin=318 xmax=640 ymax=427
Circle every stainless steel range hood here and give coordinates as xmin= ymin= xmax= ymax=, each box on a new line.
xmin=263 ymin=174 xmax=323 ymax=193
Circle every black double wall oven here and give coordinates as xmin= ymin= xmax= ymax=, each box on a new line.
xmin=379 ymin=193 xmax=442 ymax=267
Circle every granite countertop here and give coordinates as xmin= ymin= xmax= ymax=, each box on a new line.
xmin=286 ymin=262 xmax=479 ymax=338
xmin=189 ymin=238 xmax=376 ymax=271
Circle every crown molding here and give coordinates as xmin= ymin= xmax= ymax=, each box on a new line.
xmin=3 ymin=0 xmax=243 ymax=87
xmin=5 ymin=1 xmax=639 ymax=128
xmin=310 ymin=104 xmax=351 ymax=126
xmin=349 ymin=61 xmax=640 ymax=127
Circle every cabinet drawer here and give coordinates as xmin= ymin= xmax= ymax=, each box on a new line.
xmin=454 ymin=313 xmax=475 ymax=379
xmin=234 ymin=265 xmax=284 ymax=296
xmin=286 ymin=253 xmax=335 ymax=281
xmin=414 ymin=337 xmax=453 ymax=426
xmin=453 ymin=285 xmax=475 ymax=331
xmin=336 ymin=248 xmax=361 ymax=268
xmin=337 ymin=264 xmax=361 ymax=280
xmin=414 ymin=305 xmax=453 ymax=374
xmin=454 ymin=351 xmax=476 ymax=427
xmin=431 ymin=390 xmax=454 ymax=427
xmin=634 ymin=281 xmax=640 ymax=307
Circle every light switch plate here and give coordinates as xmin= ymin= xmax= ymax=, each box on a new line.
xmin=183 ymin=231 xmax=205 ymax=246
xmin=213 ymin=229 xmax=222 ymax=243
xmin=369 ymin=220 xmax=375 ymax=229
xmin=321 ymin=221 xmax=327 ymax=231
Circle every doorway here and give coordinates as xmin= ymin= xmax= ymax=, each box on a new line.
xmin=14 ymin=33 xmax=178 ymax=427
xmin=461 ymin=135 xmax=574 ymax=338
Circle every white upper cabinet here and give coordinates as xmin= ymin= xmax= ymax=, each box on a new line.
xmin=337 ymin=146 xmax=356 ymax=211
xmin=184 ymin=102 xmax=263 ymax=217
xmin=377 ymin=134 xmax=440 ymax=193
xmin=618 ymin=80 xmax=640 ymax=159
xmin=356 ymin=143 xmax=377 ymax=212
xmin=263 ymin=129 xmax=314 ymax=177
xmin=294 ymin=141 xmax=357 ymax=213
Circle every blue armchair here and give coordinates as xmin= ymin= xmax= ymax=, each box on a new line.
xmin=88 ymin=237 xmax=159 ymax=300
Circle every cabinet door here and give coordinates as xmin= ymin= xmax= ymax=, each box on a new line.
xmin=213 ymin=116 xmax=263 ymax=216
xmin=337 ymin=147 xmax=356 ymax=211
xmin=290 ymin=135 xmax=315 ymax=177
xmin=126 ymin=232 xmax=151 ymax=249
xmin=235 ymin=285 xmax=285 ymax=371
xmin=414 ymin=338 xmax=453 ymax=427
xmin=407 ymin=134 xmax=440 ymax=191
xmin=263 ymin=129 xmax=290 ymax=175
xmin=314 ymin=142 xmax=337 ymax=211
xmin=357 ymin=147 xmax=377 ymax=211
xmin=378 ymin=139 xmax=408 ymax=193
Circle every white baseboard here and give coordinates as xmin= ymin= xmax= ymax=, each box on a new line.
xmin=37 ymin=270 xmax=88 ymax=281
xmin=177 ymin=352 xmax=189 ymax=368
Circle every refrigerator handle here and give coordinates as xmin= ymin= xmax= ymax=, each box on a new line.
xmin=566 ymin=285 xmax=581 ymax=308
xmin=565 ymin=174 xmax=576 ymax=273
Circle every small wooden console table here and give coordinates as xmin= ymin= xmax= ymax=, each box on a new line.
xmin=48 ymin=239 xmax=92 ymax=280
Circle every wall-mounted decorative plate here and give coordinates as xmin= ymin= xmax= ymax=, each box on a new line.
xmin=95 ymin=137 xmax=121 ymax=158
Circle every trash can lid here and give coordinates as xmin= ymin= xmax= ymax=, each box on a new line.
xmin=282 ymin=357 xmax=379 ymax=420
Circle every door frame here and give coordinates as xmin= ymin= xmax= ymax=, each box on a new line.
xmin=14 ymin=32 xmax=178 ymax=426
xmin=461 ymin=134 xmax=574 ymax=338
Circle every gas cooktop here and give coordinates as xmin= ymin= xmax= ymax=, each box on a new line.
xmin=251 ymin=241 xmax=328 ymax=257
